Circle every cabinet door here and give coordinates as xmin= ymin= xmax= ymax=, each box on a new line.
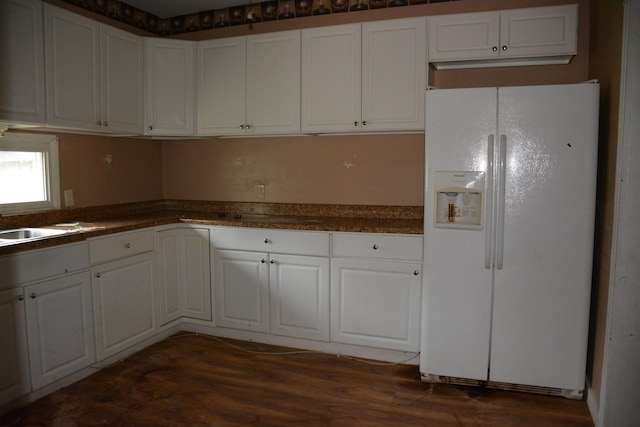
xmin=197 ymin=37 xmax=246 ymax=136
xmin=101 ymin=25 xmax=144 ymax=134
xmin=269 ymin=254 xmax=329 ymax=341
xmin=44 ymin=4 xmax=101 ymax=131
xmin=0 ymin=0 xmax=45 ymax=125
xmin=331 ymin=258 xmax=421 ymax=352
xmin=92 ymin=253 xmax=156 ymax=361
xmin=214 ymin=250 xmax=269 ymax=333
xmin=301 ymin=24 xmax=361 ymax=133
xmin=362 ymin=18 xmax=426 ymax=132
xmin=145 ymin=38 xmax=195 ymax=136
xmin=156 ymin=229 xmax=182 ymax=325
xmin=500 ymin=4 xmax=577 ymax=58
xmin=25 ymin=272 xmax=95 ymax=390
xmin=182 ymin=228 xmax=211 ymax=321
xmin=0 ymin=288 xmax=29 ymax=406
xmin=246 ymin=31 xmax=301 ymax=135
xmin=427 ymin=12 xmax=500 ymax=62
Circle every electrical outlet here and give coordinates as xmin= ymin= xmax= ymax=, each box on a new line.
xmin=256 ymin=184 xmax=265 ymax=199
xmin=64 ymin=189 xmax=74 ymax=207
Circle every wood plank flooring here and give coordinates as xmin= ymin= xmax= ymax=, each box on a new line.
xmin=0 ymin=334 xmax=594 ymax=426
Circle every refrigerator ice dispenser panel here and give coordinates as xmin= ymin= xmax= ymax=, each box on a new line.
xmin=434 ymin=171 xmax=484 ymax=229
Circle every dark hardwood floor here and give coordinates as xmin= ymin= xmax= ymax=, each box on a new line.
xmin=0 ymin=334 xmax=594 ymax=426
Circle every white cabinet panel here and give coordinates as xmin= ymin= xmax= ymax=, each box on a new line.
xmin=196 ymin=31 xmax=300 ymax=136
xmin=157 ymin=227 xmax=211 ymax=324
xmin=44 ymin=4 xmax=101 ymax=131
xmin=214 ymin=249 xmax=269 ymax=333
xmin=25 ymin=272 xmax=95 ymax=390
xmin=269 ymin=254 xmax=329 ymax=341
xmin=101 ymin=25 xmax=144 ymax=134
xmin=145 ymin=38 xmax=195 ymax=136
xmin=197 ymin=37 xmax=246 ymax=135
xmin=92 ymin=252 xmax=156 ymax=361
xmin=0 ymin=0 xmax=45 ymax=125
xmin=301 ymin=24 xmax=361 ymax=133
xmin=362 ymin=18 xmax=426 ymax=132
xmin=43 ymin=4 xmax=144 ymax=132
xmin=212 ymin=227 xmax=329 ymax=256
xmin=301 ymin=18 xmax=425 ymax=133
xmin=0 ymin=288 xmax=29 ymax=406
xmin=331 ymin=232 xmax=423 ymax=261
xmin=428 ymin=4 xmax=578 ymax=69
xmin=331 ymin=258 xmax=421 ymax=352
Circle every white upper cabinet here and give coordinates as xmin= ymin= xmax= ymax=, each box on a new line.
xmin=197 ymin=31 xmax=301 ymax=136
xmin=100 ymin=25 xmax=145 ymax=134
xmin=0 ymin=0 xmax=45 ymax=126
xmin=44 ymin=4 xmax=101 ymax=131
xmin=197 ymin=36 xmax=246 ymax=136
xmin=302 ymin=18 xmax=426 ymax=133
xmin=428 ymin=4 xmax=578 ymax=69
xmin=145 ymin=38 xmax=195 ymax=136
xmin=44 ymin=4 xmax=144 ymax=133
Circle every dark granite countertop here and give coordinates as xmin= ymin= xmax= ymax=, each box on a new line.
xmin=0 ymin=201 xmax=423 ymax=256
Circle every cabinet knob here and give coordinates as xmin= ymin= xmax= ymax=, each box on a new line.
xmin=246 ymin=124 xmax=251 ymax=130
xmin=240 ymin=124 xmax=245 ymax=130
xmin=104 ymin=122 xmax=108 ymax=127
xmin=502 ymin=45 xmax=508 ymax=51
xmin=29 ymin=292 xmax=37 ymax=299
xmin=413 ymin=270 xmax=420 ymax=276
xmin=264 ymin=238 xmax=269 ymax=244
xmin=97 ymin=120 xmax=103 ymax=126
xmin=270 ymin=259 xmax=275 ymax=264
xmin=492 ymin=46 xmax=498 ymax=52
xmin=372 ymin=244 xmax=379 ymax=250
xmin=148 ymin=125 xmax=153 ymax=131
xmin=17 ymin=294 xmax=24 ymax=301
xmin=261 ymin=259 xmax=266 ymax=263
xmin=354 ymin=121 xmax=359 ymax=126
xmin=125 ymin=243 xmax=131 ymax=248
xmin=362 ymin=121 xmax=367 ymax=126
xmin=96 ymin=272 xmax=102 ymax=278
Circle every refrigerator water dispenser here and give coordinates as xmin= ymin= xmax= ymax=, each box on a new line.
xmin=434 ymin=171 xmax=484 ymax=229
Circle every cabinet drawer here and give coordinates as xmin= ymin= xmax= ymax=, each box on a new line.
xmin=212 ymin=227 xmax=329 ymax=257
xmin=0 ymin=242 xmax=89 ymax=290
xmin=331 ymin=233 xmax=422 ymax=261
xmin=89 ymin=229 xmax=154 ymax=264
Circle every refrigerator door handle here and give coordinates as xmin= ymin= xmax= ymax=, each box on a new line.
xmin=496 ymin=134 xmax=507 ymax=270
xmin=485 ymin=135 xmax=495 ymax=269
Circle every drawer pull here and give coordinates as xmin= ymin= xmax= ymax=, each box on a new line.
xmin=29 ymin=292 xmax=37 ymax=299
xmin=413 ymin=270 xmax=420 ymax=276
xmin=372 ymin=244 xmax=379 ymax=250
xmin=125 ymin=243 xmax=131 ymax=249
xmin=17 ymin=294 xmax=24 ymax=301
xmin=264 ymin=238 xmax=270 ymax=244
xmin=96 ymin=272 xmax=102 ymax=278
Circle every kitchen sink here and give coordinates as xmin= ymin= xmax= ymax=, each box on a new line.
xmin=0 ymin=227 xmax=70 ymax=245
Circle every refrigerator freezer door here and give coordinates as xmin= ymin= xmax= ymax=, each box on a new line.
xmin=489 ymin=83 xmax=599 ymax=391
xmin=421 ymin=87 xmax=497 ymax=381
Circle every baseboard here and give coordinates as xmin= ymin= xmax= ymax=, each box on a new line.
xmin=586 ymin=379 xmax=600 ymax=427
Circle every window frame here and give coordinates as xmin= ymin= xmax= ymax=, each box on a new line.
xmin=0 ymin=132 xmax=61 ymax=216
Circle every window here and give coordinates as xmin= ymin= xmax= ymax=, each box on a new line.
xmin=0 ymin=132 xmax=60 ymax=215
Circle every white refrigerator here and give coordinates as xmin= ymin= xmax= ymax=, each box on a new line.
xmin=419 ymin=82 xmax=599 ymax=399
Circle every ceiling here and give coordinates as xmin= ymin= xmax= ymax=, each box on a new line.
xmin=123 ymin=1 xmax=251 ymax=18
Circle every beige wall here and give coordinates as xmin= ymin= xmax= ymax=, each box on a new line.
xmin=57 ymin=133 xmax=163 ymax=208
xmin=586 ymin=0 xmax=624 ymax=409
xmin=163 ymin=134 xmax=424 ymax=205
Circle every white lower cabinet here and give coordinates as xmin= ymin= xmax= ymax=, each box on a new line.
xmin=156 ymin=227 xmax=211 ymax=325
xmin=0 ymin=288 xmax=29 ymax=407
xmin=89 ymin=230 xmax=157 ymax=361
xmin=24 ymin=272 xmax=95 ymax=390
xmin=213 ymin=228 xmax=330 ymax=341
xmin=330 ymin=233 xmax=423 ymax=352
